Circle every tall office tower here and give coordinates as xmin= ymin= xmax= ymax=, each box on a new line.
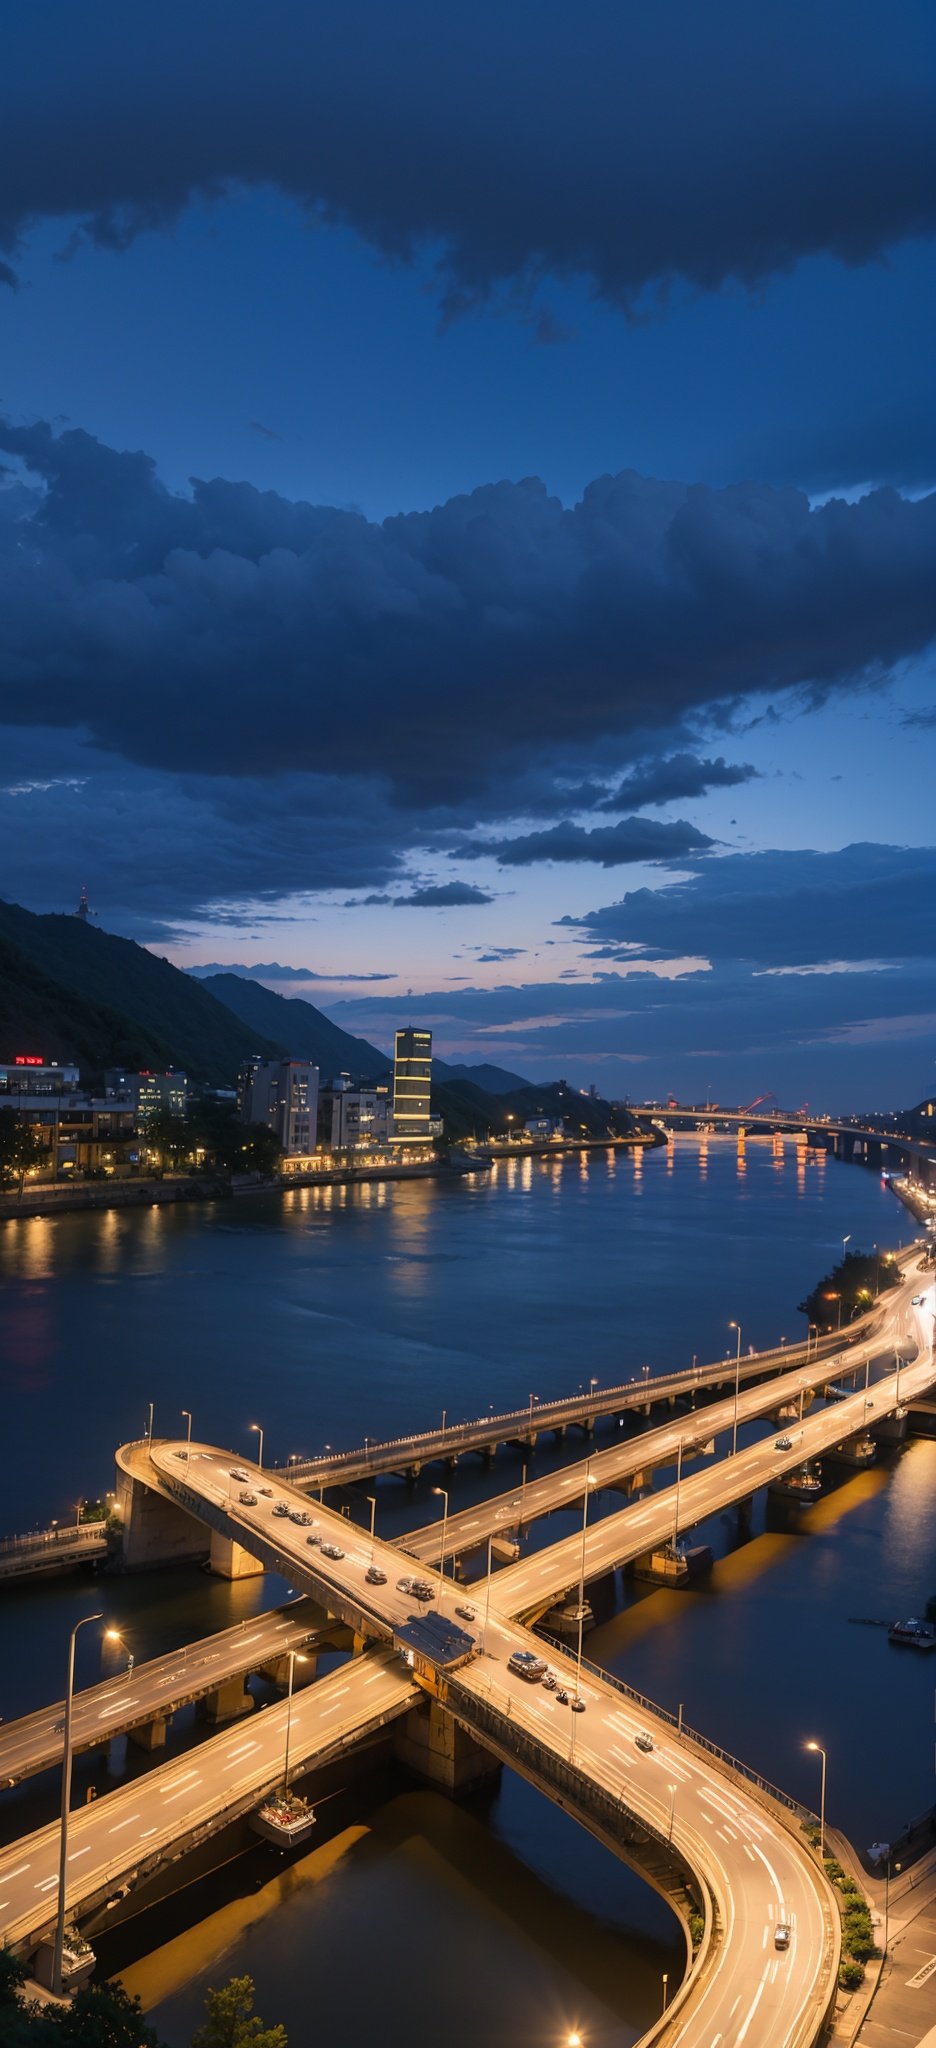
xmin=391 ymin=1027 xmax=433 ymax=1144
xmin=237 ymin=1058 xmax=319 ymax=1156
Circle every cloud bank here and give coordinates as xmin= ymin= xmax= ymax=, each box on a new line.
xmin=2 ymin=3 xmax=933 ymax=317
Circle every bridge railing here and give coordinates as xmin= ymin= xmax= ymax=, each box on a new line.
xmin=274 ymin=1326 xmax=857 ymax=1481
xmin=537 ymin=1631 xmax=817 ymax=1825
xmin=0 ymin=1523 xmax=106 ymax=1556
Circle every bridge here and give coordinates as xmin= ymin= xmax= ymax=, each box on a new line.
xmin=270 ymin=1325 xmax=855 ymax=1491
xmin=657 ymin=1106 xmax=936 ymax=1187
xmin=0 ymin=1600 xmax=339 ymax=1788
xmin=1 ymin=1251 xmax=930 ymax=2045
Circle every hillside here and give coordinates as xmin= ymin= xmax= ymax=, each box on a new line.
xmin=0 ymin=902 xmax=281 ymax=1084
xmin=439 ymin=1060 xmax=529 ymax=1093
xmin=201 ymin=972 xmax=391 ymax=1080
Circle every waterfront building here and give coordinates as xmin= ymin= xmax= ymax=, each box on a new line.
xmin=104 ymin=1070 xmax=188 ymax=1120
xmin=391 ymin=1027 xmax=433 ymax=1145
xmin=318 ymin=1074 xmax=392 ymax=1152
xmin=237 ymin=1058 xmax=319 ymax=1156
xmin=0 ymin=1058 xmax=80 ymax=1095
xmin=0 ymin=1091 xmax=135 ymax=1174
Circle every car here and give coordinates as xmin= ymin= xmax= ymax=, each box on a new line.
xmin=570 ymin=1695 xmax=586 ymax=1713
xmin=272 ymin=1502 xmax=290 ymax=1518
xmin=409 ymin=1579 xmax=434 ymax=1603
xmin=306 ymin=1532 xmax=320 ymax=1547
xmin=397 ymin=1576 xmax=417 ymax=1595
xmin=257 ymin=1485 xmax=274 ymax=1497
xmin=366 ymin=1564 xmax=387 ymax=1585
xmin=542 ymin=1670 xmax=558 ymax=1691
xmin=289 ymin=1509 xmax=313 ymax=1526
xmin=238 ymin=1490 xmax=258 ymax=1506
xmin=320 ymin=1542 xmax=345 ymax=1560
xmin=508 ymin=1648 xmax=547 ymax=1682
xmin=774 ymin=1923 xmax=792 ymax=1951
xmin=775 ymin=1436 xmax=793 ymax=1451
xmin=229 ymin=1468 xmax=249 ymax=1482
xmin=455 ymin=1603 xmax=476 ymax=1622
xmin=912 ymin=1294 xmax=924 ymax=1306
xmin=634 ymin=1731 xmax=654 ymax=1753
xmin=555 ymin=1688 xmax=569 ymax=1705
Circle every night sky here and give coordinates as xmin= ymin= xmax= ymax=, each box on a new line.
xmin=1 ymin=1 xmax=934 ymax=1107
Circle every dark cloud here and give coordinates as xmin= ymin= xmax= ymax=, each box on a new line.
xmin=463 ymin=817 xmax=715 ymax=868
xmin=903 ymin=706 xmax=936 ymax=728
xmin=558 ymin=843 xmax=936 ymax=968
xmin=401 ymin=882 xmax=494 ymax=907
xmin=2 ymin=420 xmax=933 ymax=813
xmin=248 ymin=421 xmax=282 ymax=443
xmin=599 ymin=754 xmax=759 ymax=811
xmin=187 ymin=961 xmax=393 ymax=982
xmin=1 ymin=4 xmax=933 ymax=316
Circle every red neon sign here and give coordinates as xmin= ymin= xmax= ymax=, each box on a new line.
xmin=15 ymin=1055 xmax=44 ymax=1066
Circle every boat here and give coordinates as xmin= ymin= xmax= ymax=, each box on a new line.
xmin=823 ymin=1434 xmax=876 ymax=1468
xmin=250 ymin=1793 xmax=318 ymax=1844
xmin=888 ymin=1618 xmax=936 ymax=1651
xmin=769 ymin=1460 xmax=822 ymax=1503
xmin=634 ymin=1538 xmax=713 ymax=1586
xmin=544 ymin=1598 xmax=594 ymax=1636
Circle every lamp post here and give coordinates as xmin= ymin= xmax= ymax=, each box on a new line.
xmin=574 ymin=1468 xmax=598 ymax=1723
xmin=483 ymin=1531 xmax=494 ymax=1650
xmin=807 ymin=1322 xmax=819 ymax=1362
xmin=249 ymin=1422 xmax=264 ymax=1469
xmin=806 ymin=1740 xmax=827 ymax=1861
xmin=729 ymin=1322 xmax=742 ymax=1454
xmin=367 ymin=1494 xmax=377 ymax=1560
xmin=432 ymin=1486 xmax=449 ymax=1607
xmin=146 ymin=1401 xmax=154 ymax=1445
xmin=883 ymin=1855 xmax=901 ymax=1957
xmin=105 ymin=1627 xmax=134 ymax=1679
xmin=181 ymin=1409 xmax=192 ymax=1459
xmin=672 ymin=1438 xmax=684 ymax=1552
xmin=282 ymin=1650 xmax=307 ymax=1794
xmin=52 ymin=1612 xmax=103 ymax=1996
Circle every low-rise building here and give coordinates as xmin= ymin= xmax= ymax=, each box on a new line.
xmin=0 ymin=1092 xmax=136 ymax=1175
xmin=104 ymin=1070 xmax=188 ymax=1120
xmin=0 ymin=1058 xmax=80 ymax=1095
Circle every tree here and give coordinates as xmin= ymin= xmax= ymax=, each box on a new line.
xmin=50 ymin=1979 xmax=165 ymax=2046
xmin=143 ymin=1111 xmax=191 ymax=1173
xmin=191 ymin=1975 xmax=287 ymax=2048
xmin=0 ymin=1113 xmax=49 ymax=1193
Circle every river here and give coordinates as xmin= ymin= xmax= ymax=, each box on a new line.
xmin=1 ymin=1136 xmax=931 ymax=2048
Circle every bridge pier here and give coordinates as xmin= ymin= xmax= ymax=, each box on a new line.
xmin=197 ymin=1676 xmax=255 ymax=1727
xmin=127 ymin=1714 xmax=170 ymax=1753
xmin=736 ymin=1494 xmax=754 ymax=1532
xmin=208 ymin=1529 xmax=264 ymax=1580
xmin=393 ymin=1699 xmax=501 ymax=1795
xmin=114 ymin=1459 xmax=209 ymax=1572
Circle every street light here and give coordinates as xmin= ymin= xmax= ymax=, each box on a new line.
xmin=249 ymin=1422 xmax=264 ymax=1469
xmin=883 ymin=1854 xmax=902 ymax=1957
xmin=573 ymin=1468 xmax=598 ymax=1732
xmin=728 ymin=1322 xmax=742 ymax=1454
xmin=105 ymin=1628 xmax=134 ymax=1679
xmin=367 ymin=1494 xmax=377 ymax=1560
xmin=807 ymin=1322 xmax=819 ymax=1362
xmin=432 ymin=1486 xmax=449 ymax=1606
xmin=52 ymin=1612 xmax=103 ymax=1996
xmin=806 ymin=1740 xmax=827 ymax=1861
xmin=483 ymin=1530 xmax=495 ymax=1650
xmin=282 ymin=1650 xmax=308 ymax=1793
xmin=181 ymin=1409 xmax=192 ymax=1460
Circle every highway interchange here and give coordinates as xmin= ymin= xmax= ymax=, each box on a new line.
xmin=0 ymin=1248 xmax=932 ymax=2047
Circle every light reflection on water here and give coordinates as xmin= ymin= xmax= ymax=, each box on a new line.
xmin=0 ymin=1136 xmax=922 ymax=2038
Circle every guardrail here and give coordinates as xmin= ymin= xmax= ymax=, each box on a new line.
xmin=537 ymin=1633 xmax=817 ymax=1825
xmin=0 ymin=1523 xmax=106 ymax=1556
xmin=274 ymin=1325 xmax=861 ymax=1483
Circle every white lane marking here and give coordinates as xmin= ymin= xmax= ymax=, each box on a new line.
xmin=109 ymin=1815 xmax=141 ymax=1833
xmin=35 ymin=1876 xmax=58 ymax=1892
xmin=736 ymin=1978 xmax=766 ymax=2043
xmin=2 ymin=1866 xmax=31 ymax=1880
xmin=68 ymin=1848 xmax=91 ymax=1861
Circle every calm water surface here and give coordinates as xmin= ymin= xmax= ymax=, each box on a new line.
xmin=1 ymin=1137 xmax=930 ymax=2047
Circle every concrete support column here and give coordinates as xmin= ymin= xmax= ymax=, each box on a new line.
xmin=127 ymin=1714 xmax=169 ymax=1753
xmin=208 ymin=1529 xmax=264 ymax=1580
xmin=114 ymin=1463 xmax=209 ymax=1572
xmin=393 ymin=1699 xmax=501 ymax=1794
xmin=197 ymin=1677 xmax=254 ymax=1726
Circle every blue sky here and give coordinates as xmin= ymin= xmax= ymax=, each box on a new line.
xmin=0 ymin=1 xmax=934 ymax=1107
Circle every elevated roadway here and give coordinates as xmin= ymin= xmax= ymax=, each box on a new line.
xmin=397 ymin=1266 xmax=924 ymax=1567
xmin=99 ymin=1438 xmax=848 ymax=2046
xmin=275 ymin=1329 xmax=860 ymax=1491
xmin=0 ymin=1650 xmax=416 ymax=1959
xmin=0 ymin=1600 xmax=331 ymax=1789
xmin=492 ymin=1284 xmax=935 ymax=1621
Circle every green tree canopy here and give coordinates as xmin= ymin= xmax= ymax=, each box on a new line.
xmin=191 ymin=1975 xmax=287 ymax=2048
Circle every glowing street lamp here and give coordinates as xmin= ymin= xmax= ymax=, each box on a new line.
xmin=806 ymin=1739 xmax=827 ymax=1860
xmin=728 ymin=1322 xmax=742 ymax=1454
